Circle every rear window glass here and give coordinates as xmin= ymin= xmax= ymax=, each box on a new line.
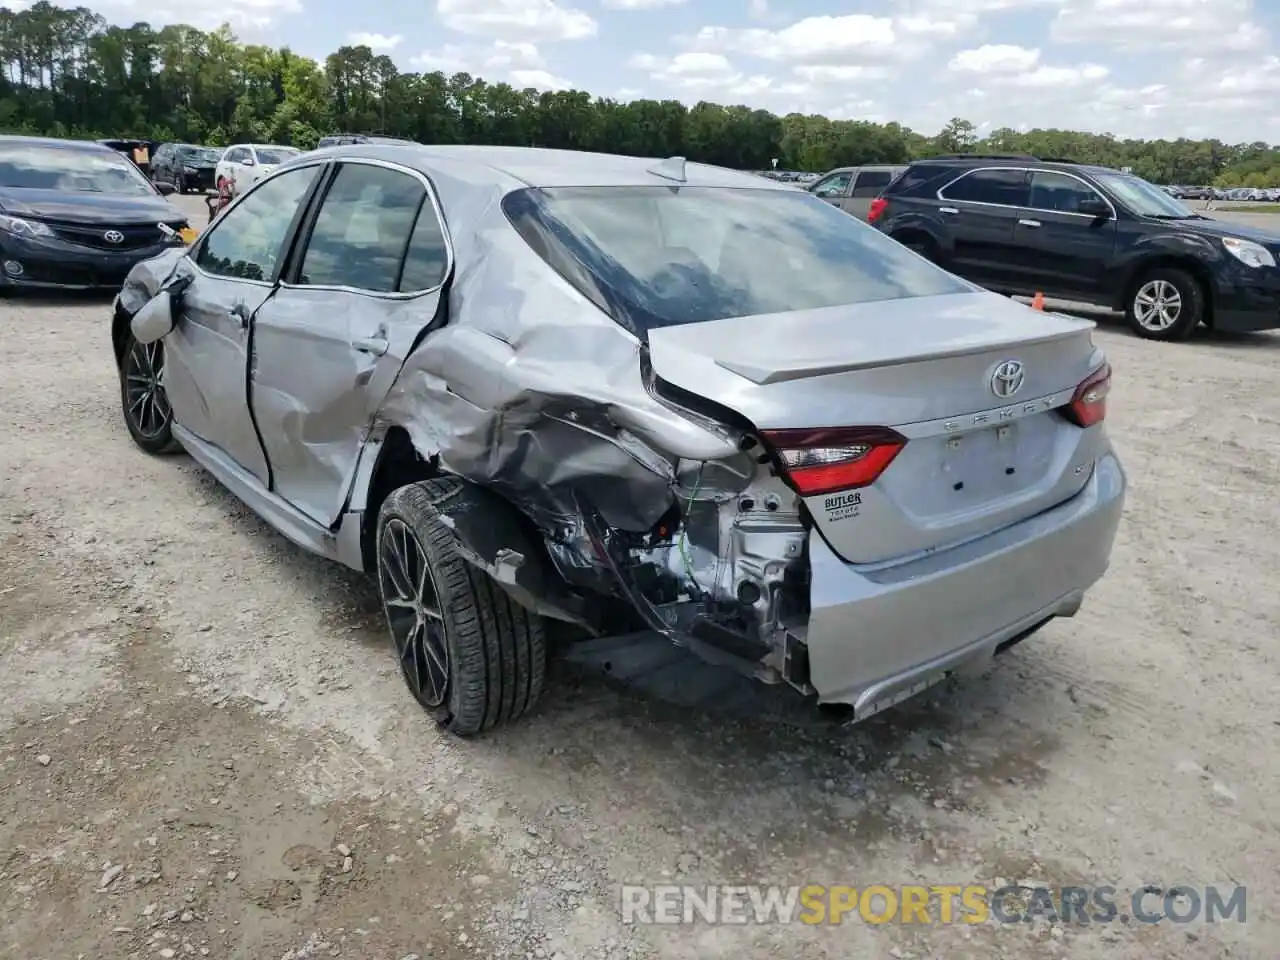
xmin=502 ymin=185 xmax=968 ymax=335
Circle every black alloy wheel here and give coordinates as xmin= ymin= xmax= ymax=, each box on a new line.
xmin=379 ymin=517 xmax=452 ymax=710
xmin=120 ymin=334 xmax=180 ymax=454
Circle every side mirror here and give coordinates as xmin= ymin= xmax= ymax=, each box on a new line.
xmin=1077 ymin=198 xmax=1110 ymax=219
xmin=155 ymin=180 xmax=176 ymax=196
xmin=241 ymin=157 xmax=255 ymax=166
xmin=131 ymin=291 xmax=175 ymax=343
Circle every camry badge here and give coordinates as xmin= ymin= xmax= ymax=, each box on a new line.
xmin=103 ymin=230 xmax=124 ymax=244
xmin=990 ymin=359 xmax=1025 ymax=399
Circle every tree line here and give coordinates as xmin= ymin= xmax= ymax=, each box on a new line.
xmin=3 ymin=1 xmax=1280 ymax=187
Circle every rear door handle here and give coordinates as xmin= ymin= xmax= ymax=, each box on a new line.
xmin=939 ymin=206 xmax=959 ymax=215
xmin=353 ymin=337 xmax=389 ymax=356
xmin=1019 ymin=219 xmax=1041 ymax=228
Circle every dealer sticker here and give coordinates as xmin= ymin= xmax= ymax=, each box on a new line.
xmin=823 ymin=491 xmax=862 ymax=521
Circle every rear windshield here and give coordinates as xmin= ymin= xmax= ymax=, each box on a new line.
xmin=502 ymin=185 xmax=967 ymax=334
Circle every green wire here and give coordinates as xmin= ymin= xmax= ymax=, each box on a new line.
xmin=677 ymin=464 xmax=704 ymax=588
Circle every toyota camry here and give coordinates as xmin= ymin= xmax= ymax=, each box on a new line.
xmin=109 ymin=143 xmax=1126 ymax=736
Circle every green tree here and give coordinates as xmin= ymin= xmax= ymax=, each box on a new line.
xmin=0 ymin=2 xmax=1277 ymax=185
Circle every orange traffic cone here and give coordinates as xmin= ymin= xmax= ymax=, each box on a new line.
xmin=1030 ymin=291 xmax=1046 ymax=311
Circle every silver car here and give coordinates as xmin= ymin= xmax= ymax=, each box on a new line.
xmin=111 ymin=144 xmax=1126 ymax=737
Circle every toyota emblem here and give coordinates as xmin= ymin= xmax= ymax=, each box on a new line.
xmin=990 ymin=360 xmax=1025 ymax=399
xmin=103 ymin=230 xmax=124 ymax=244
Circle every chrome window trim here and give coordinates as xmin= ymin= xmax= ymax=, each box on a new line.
xmin=187 ymin=157 xmax=332 ymax=289
xmin=935 ymin=166 xmax=1118 ymax=220
xmin=277 ymin=155 xmax=455 ymax=301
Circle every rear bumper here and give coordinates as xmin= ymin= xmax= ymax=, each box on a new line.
xmin=801 ymin=450 xmax=1126 ymax=715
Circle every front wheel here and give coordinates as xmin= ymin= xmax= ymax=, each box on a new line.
xmin=376 ymin=479 xmax=548 ymax=737
xmin=119 ymin=334 xmax=181 ymax=454
xmin=1125 ymin=267 xmax=1203 ymax=341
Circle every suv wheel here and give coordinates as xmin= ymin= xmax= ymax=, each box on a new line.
xmin=375 ymin=478 xmax=548 ymax=737
xmin=1125 ymin=267 xmax=1202 ymax=341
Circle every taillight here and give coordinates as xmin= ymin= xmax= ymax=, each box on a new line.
xmin=1063 ymin=363 xmax=1111 ymax=427
xmin=760 ymin=427 xmax=906 ymax=497
xmin=867 ymin=198 xmax=888 ymax=223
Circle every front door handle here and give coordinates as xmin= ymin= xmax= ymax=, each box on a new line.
xmin=939 ymin=206 xmax=959 ymax=215
xmin=228 ymin=303 xmax=249 ymax=327
xmin=353 ymin=337 xmax=389 ymax=356
xmin=1019 ymin=219 xmax=1042 ymax=228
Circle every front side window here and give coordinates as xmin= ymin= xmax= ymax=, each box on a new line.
xmin=0 ymin=144 xmax=157 ymax=195
xmin=940 ymin=168 xmax=1029 ymax=207
xmin=297 ymin=163 xmax=426 ymax=292
xmin=503 ymin=185 xmax=969 ymax=333
xmin=1092 ymin=171 xmax=1196 ymax=218
xmin=811 ymin=172 xmax=852 ymax=198
xmin=1028 ymin=171 xmax=1109 ymax=214
xmin=195 ymin=166 xmax=319 ymax=281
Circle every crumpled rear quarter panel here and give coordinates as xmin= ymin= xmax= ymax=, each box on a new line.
xmin=376 ymin=161 xmax=740 ymax=533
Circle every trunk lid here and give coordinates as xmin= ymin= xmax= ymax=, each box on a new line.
xmin=647 ymin=291 xmax=1106 ymax=564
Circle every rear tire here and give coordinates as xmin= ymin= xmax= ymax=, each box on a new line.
xmin=119 ymin=333 xmax=181 ymax=455
xmin=376 ymin=479 xmax=548 ymax=737
xmin=1125 ymin=267 xmax=1203 ymax=341
xmin=893 ymin=231 xmax=937 ymax=262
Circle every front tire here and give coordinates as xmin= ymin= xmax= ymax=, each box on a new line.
xmin=376 ymin=479 xmax=548 ymax=737
xmin=119 ymin=334 xmax=181 ymax=454
xmin=1125 ymin=267 xmax=1203 ymax=341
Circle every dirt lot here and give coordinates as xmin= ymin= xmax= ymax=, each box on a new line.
xmin=1 ymin=195 xmax=1277 ymax=959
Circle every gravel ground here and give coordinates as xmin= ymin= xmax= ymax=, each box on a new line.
xmin=0 ymin=195 xmax=1277 ymax=959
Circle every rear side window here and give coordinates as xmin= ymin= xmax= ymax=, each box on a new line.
xmin=398 ymin=204 xmax=451 ymax=291
xmin=502 ymin=185 xmax=969 ymax=335
xmin=851 ymin=170 xmax=894 ymax=198
xmin=940 ymin=169 xmax=1029 ymax=206
xmin=884 ymin=163 xmax=950 ymax=196
xmin=297 ymin=163 xmax=426 ymax=293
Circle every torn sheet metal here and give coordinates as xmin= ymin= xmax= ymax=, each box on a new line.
xmin=375 ymin=155 xmax=743 ymax=535
xmin=117 ymin=246 xmax=187 ymax=315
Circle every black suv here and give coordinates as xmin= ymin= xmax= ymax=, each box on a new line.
xmin=871 ymin=154 xmax=1280 ymax=341
xmin=150 ymin=143 xmax=219 ymax=194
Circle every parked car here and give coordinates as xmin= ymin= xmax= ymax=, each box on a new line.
xmin=0 ymin=135 xmax=190 ymax=291
xmin=871 ymin=153 xmax=1280 ymax=341
xmin=99 ymin=138 xmax=158 ymax=176
xmin=808 ymin=165 xmax=907 ymax=221
xmin=315 ymin=133 xmax=416 ymax=148
xmin=110 ymin=144 xmax=1125 ymax=736
xmin=214 ymin=143 xmax=302 ymax=197
xmin=151 ymin=143 xmax=220 ymax=194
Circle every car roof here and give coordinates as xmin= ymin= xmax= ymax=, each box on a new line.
xmin=302 ymin=143 xmax=795 ymax=191
xmin=0 ymin=134 xmax=117 ymax=153
xmin=912 ymin=155 xmax=1121 ymax=177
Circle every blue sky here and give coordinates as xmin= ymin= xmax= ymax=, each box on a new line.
xmin=35 ymin=0 xmax=1280 ymax=142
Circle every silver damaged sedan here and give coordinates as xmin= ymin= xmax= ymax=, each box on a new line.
xmin=111 ymin=144 xmax=1126 ymax=736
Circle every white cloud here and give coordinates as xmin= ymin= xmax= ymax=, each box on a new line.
xmin=410 ymin=39 xmax=545 ymax=75
xmin=347 ymin=32 xmax=402 ymax=51
xmin=949 ymin=44 xmax=1040 ymax=74
xmin=1051 ymin=0 xmax=1267 ymax=52
xmin=602 ymin=0 xmax=686 ymax=8
xmin=509 ymin=69 xmax=574 ymax=90
xmin=83 ymin=0 xmax=301 ymax=31
xmin=685 ymin=15 xmax=905 ymax=63
xmin=435 ymin=0 xmax=597 ymax=42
